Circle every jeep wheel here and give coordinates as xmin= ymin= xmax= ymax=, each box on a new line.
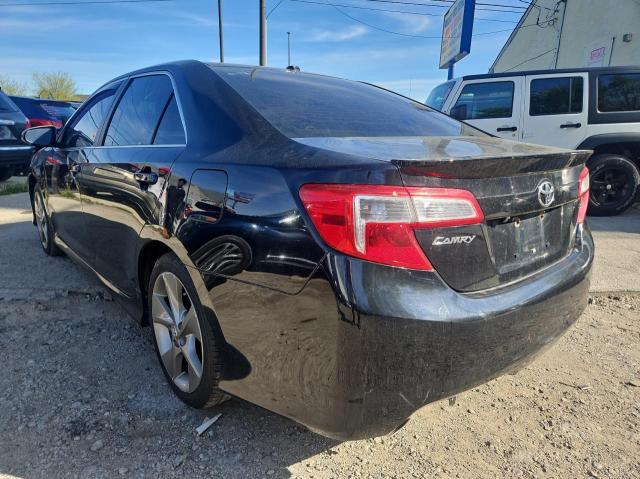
xmin=587 ymin=154 xmax=640 ymax=216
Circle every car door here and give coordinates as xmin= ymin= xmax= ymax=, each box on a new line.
xmin=80 ymin=73 xmax=186 ymax=296
xmin=43 ymin=83 xmax=122 ymax=261
xmin=522 ymin=73 xmax=588 ymax=148
xmin=448 ymin=77 xmax=523 ymax=141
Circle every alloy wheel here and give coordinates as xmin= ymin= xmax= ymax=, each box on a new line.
xmin=34 ymin=191 xmax=49 ymax=249
xmin=152 ymin=272 xmax=204 ymax=393
xmin=590 ymin=167 xmax=633 ymax=207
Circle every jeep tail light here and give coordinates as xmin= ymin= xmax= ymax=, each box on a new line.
xmin=29 ymin=118 xmax=63 ymax=129
xmin=299 ymin=184 xmax=484 ymax=270
xmin=577 ymin=167 xmax=589 ymax=224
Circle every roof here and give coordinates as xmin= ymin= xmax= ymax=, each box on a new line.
xmin=457 ymin=65 xmax=640 ymax=82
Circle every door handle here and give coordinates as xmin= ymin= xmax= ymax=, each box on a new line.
xmin=560 ymin=122 xmax=582 ymax=129
xmin=70 ymin=164 xmax=81 ymax=174
xmin=134 ymin=171 xmax=159 ymax=185
xmin=497 ymin=126 xmax=518 ymax=132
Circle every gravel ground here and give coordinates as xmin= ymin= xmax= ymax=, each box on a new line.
xmin=1 ymin=190 xmax=639 ymax=478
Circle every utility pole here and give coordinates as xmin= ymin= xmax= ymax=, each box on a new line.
xmin=259 ymin=0 xmax=267 ymax=66
xmin=218 ymin=0 xmax=224 ymax=63
xmin=287 ymin=31 xmax=291 ymax=66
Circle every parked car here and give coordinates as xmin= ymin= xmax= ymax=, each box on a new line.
xmin=23 ymin=61 xmax=594 ymax=440
xmin=427 ymin=66 xmax=640 ymax=216
xmin=9 ymin=96 xmax=77 ymax=129
xmin=0 ymin=89 xmax=32 ymax=181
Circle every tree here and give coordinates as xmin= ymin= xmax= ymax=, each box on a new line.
xmin=0 ymin=74 xmax=29 ymax=96
xmin=32 ymin=72 xmax=77 ymax=100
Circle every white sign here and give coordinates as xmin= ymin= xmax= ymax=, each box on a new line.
xmin=585 ymin=44 xmax=607 ymax=67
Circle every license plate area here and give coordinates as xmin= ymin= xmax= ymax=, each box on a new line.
xmin=487 ymin=204 xmax=575 ymax=281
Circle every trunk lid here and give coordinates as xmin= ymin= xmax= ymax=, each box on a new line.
xmin=295 ymin=135 xmax=591 ymax=291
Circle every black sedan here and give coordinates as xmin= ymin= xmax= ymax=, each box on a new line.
xmin=23 ymin=61 xmax=594 ymax=440
xmin=0 ymin=89 xmax=32 ymax=181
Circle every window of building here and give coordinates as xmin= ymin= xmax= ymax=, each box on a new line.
xmin=450 ymin=81 xmax=514 ymax=120
xmin=530 ymin=77 xmax=583 ymax=116
xmin=598 ymin=74 xmax=640 ymax=112
xmin=104 ymin=75 xmax=174 ymax=146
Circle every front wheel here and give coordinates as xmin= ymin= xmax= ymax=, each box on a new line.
xmin=148 ymin=253 xmax=227 ymax=408
xmin=587 ymin=154 xmax=640 ymax=216
xmin=33 ymin=185 xmax=61 ymax=256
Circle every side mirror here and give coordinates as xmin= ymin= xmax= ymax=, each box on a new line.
xmin=22 ymin=126 xmax=57 ymax=147
xmin=450 ymin=104 xmax=468 ymax=121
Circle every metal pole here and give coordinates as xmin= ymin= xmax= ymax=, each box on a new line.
xmin=259 ymin=0 xmax=267 ymax=66
xmin=218 ymin=0 xmax=224 ymax=63
xmin=287 ymin=32 xmax=291 ymax=66
xmin=447 ymin=62 xmax=454 ymax=80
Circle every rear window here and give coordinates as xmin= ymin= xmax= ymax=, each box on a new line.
xmin=0 ymin=92 xmax=17 ymax=112
xmin=11 ymin=97 xmax=76 ymax=123
xmin=530 ymin=77 xmax=583 ymax=116
xmin=598 ymin=74 xmax=640 ymax=112
xmin=451 ymin=81 xmax=514 ymax=120
xmin=214 ymin=67 xmax=478 ymax=138
xmin=426 ymin=81 xmax=455 ymax=111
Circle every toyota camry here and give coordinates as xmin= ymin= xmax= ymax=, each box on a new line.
xmin=23 ymin=61 xmax=594 ymax=440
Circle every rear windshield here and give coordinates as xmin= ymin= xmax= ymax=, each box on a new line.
xmin=214 ymin=67 xmax=479 ymax=138
xmin=425 ymin=81 xmax=455 ymax=111
xmin=0 ymin=92 xmax=18 ymax=112
xmin=10 ymin=97 xmax=76 ymax=123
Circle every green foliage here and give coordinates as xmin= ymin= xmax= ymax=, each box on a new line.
xmin=32 ymin=72 xmax=77 ymax=101
xmin=0 ymin=74 xmax=29 ymax=96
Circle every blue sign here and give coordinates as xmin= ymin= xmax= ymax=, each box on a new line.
xmin=439 ymin=0 xmax=475 ymax=70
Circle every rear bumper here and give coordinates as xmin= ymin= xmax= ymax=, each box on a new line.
xmin=0 ymin=145 xmax=33 ymax=171
xmin=206 ymin=227 xmax=593 ymax=440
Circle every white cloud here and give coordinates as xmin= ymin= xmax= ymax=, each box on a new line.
xmin=384 ymin=12 xmax=432 ymax=34
xmin=307 ymin=25 xmax=368 ymax=42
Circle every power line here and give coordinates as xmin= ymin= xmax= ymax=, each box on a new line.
xmin=359 ymin=0 xmax=526 ymax=12
xmin=0 ymin=0 xmax=173 ymax=6
xmin=327 ymin=2 xmax=529 ymax=38
xmin=502 ymin=47 xmax=556 ymax=71
xmin=291 ymin=0 xmax=519 ymax=21
xmin=267 ymin=0 xmax=287 ymax=17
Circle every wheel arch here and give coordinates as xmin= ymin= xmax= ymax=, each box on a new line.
xmin=137 ymin=240 xmax=174 ymax=326
xmin=577 ymin=134 xmax=640 ymax=167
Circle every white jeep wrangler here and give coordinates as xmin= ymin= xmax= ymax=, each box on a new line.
xmin=427 ymin=67 xmax=640 ymax=216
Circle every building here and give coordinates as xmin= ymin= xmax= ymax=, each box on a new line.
xmin=491 ymin=0 xmax=640 ymax=73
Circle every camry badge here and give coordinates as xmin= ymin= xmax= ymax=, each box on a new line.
xmin=537 ymin=180 xmax=555 ymax=208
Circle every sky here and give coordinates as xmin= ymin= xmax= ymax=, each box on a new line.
xmin=0 ymin=0 xmax=528 ymax=101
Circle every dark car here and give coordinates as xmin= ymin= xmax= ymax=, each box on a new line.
xmin=23 ymin=61 xmax=594 ymax=440
xmin=0 ymin=89 xmax=33 ymax=181
xmin=9 ymin=96 xmax=77 ymax=129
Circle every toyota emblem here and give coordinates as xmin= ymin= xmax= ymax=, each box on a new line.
xmin=537 ymin=180 xmax=555 ymax=208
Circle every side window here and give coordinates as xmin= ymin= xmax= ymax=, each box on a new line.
xmin=104 ymin=75 xmax=174 ymax=146
xmin=153 ymin=95 xmax=185 ymax=145
xmin=64 ymin=88 xmax=118 ymax=148
xmin=530 ymin=77 xmax=583 ymax=116
xmin=451 ymin=81 xmax=514 ymax=120
xmin=598 ymin=74 xmax=640 ymax=112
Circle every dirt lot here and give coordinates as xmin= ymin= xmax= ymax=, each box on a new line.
xmin=1 ymin=188 xmax=639 ymax=479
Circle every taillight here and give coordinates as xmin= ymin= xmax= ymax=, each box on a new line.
xmin=29 ymin=118 xmax=62 ymax=129
xmin=24 ymin=119 xmax=31 ymax=129
xmin=577 ymin=166 xmax=589 ymax=224
xmin=299 ymin=184 xmax=484 ymax=270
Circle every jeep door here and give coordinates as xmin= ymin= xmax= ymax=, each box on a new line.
xmin=522 ymin=72 xmax=588 ymax=148
xmin=447 ymin=77 xmax=523 ymax=141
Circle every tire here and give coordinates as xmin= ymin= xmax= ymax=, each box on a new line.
xmin=33 ymin=184 xmax=62 ymax=256
xmin=0 ymin=167 xmax=13 ymax=182
xmin=148 ymin=253 xmax=227 ymax=408
xmin=587 ymin=153 xmax=640 ymax=216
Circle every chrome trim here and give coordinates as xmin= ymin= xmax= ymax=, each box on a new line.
xmin=0 ymin=146 xmax=32 ymax=151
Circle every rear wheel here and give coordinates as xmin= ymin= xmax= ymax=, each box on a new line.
xmin=0 ymin=167 xmax=13 ymax=182
xmin=148 ymin=253 xmax=227 ymax=408
xmin=33 ymin=184 xmax=61 ymax=256
xmin=588 ymin=154 xmax=639 ymax=216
